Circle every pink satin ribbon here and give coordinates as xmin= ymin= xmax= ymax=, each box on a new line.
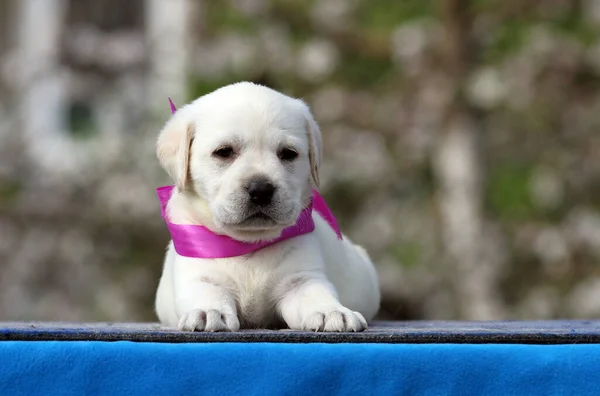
xmin=157 ymin=98 xmax=342 ymax=258
xmin=157 ymin=186 xmax=342 ymax=258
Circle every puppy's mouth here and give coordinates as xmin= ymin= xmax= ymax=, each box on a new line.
xmin=234 ymin=212 xmax=279 ymax=230
xmin=216 ymin=206 xmax=301 ymax=242
xmin=216 ymin=203 xmax=299 ymax=236
xmin=248 ymin=213 xmax=272 ymax=221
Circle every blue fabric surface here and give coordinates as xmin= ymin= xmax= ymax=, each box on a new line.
xmin=1 ymin=341 xmax=599 ymax=395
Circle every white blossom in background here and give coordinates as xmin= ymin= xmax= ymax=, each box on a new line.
xmin=391 ymin=20 xmax=441 ymax=77
xmin=296 ymin=39 xmax=339 ymax=83
xmin=310 ymin=0 xmax=356 ymax=32
xmin=392 ymin=24 xmax=427 ymax=65
xmin=467 ymin=67 xmax=506 ymax=109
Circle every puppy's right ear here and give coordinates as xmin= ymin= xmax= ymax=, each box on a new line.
xmin=156 ymin=112 xmax=195 ymax=191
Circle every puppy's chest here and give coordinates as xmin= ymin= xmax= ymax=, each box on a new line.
xmin=231 ymin=266 xmax=280 ymax=327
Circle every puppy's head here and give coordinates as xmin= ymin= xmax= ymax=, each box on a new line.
xmin=157 ymin=82 xmax=322 ymax=242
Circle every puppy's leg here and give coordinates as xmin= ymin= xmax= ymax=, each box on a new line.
xmin=175 ymin=279 xmax=239 ymax=332
xmin=276 ymin=274 xmax=368 ymax=332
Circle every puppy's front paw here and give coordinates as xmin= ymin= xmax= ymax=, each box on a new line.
xmin=178 ymin=309 xmax=240 ymax=332
xmin=301 ymin=307 xmax=368 ymax=332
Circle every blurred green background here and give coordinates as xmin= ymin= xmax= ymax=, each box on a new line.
xmin=0 ymin=0 xmax=599 ymax=322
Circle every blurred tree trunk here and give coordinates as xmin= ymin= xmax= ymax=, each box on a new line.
xmin=16 ymin=0 xmax=72 ymax=177
xmin=434 ymin=0 xmax=504 ymax=319
xmin=145 ymin=0 xmax=194 ymax=113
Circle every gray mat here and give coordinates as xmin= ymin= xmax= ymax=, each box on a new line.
xmin=2 ymin=320 xmax=600 ymax=344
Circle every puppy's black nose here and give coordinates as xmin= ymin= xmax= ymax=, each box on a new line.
xmin=246 ymin=177 xmax=276 ymax=206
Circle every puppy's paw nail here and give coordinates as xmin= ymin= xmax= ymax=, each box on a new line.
xmin=302 ymin=308 xmax=368 ymax=332
xmin=178 ymin=309 xmax=240 ymax=332
xmin=205 ymin=309 xmax=240 ymax=332
xmin=178 ymin=309 xmax=206 ymax=332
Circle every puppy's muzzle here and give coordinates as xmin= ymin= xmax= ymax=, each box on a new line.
xmin=246 ymin=176 xmax=276 ymax=207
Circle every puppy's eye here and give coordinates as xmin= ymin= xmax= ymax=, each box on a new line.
xmin=213 ymin=146 xmax=234 ymax=159
xmin=278 ymin=148 xmax=298 ymax=161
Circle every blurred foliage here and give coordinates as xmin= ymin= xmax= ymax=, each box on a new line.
xmin=356 ymin=0 xmax=435 ymax=31
xmin=487 ymin=164 xmax=537 ymax=222
xmin=1 ymin=0 xmax=600 ymax=323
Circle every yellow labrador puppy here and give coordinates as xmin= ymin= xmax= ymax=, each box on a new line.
xmin=154 ymin=82 xmax=380 ymax=332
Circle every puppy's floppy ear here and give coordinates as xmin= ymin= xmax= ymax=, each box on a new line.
xmin=156 ymin=110 xmax=195 ymax=191
xmin=300 ymin=102 xmax=323 ymax=188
